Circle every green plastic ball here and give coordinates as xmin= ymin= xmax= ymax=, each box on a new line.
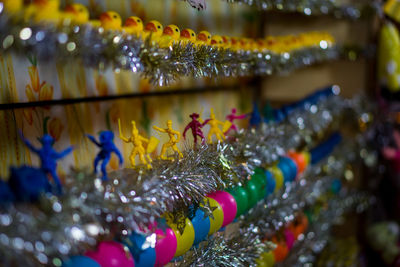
xmin=226 ymin=186 xmax=249 ymax=217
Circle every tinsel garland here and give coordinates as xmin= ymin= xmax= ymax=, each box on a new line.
xmin=0 ymin=11 xmax=363 ymax=86
xmin=0 ymin=91 xmax=374 ymax=266
xmin=185 ymin=0 xmax=381 ymax=19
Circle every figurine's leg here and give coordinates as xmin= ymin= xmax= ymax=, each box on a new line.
xmin=173 ymin=145 xmax=183 ymax=158
xmin=192 ymin=131 xmax=197 ymax=145
xmin=146 ymin=154 xmax=152 ymax=163
xmin=93 ymin=156 xmax=101 ymax=174
xmin=207 ymin=131 xmax=213 ymax=144
xmin=49 ymin=169 xmax=62 ymax=194
xmin=160 ymin=144 xmax=168 ymax=160
xmin=217 ymin=130 xmax=226 ymax=141
xmin=198 ymin=131 xmax=206 ymax=145
xmin=129 ymin=152 xmax=136 ymax=167
xmin=138 ymin=153 xmax=147 ymax=165
xmin=100 ymin=156 xmax=110 ymax=181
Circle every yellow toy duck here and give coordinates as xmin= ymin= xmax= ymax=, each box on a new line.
xmin=159 ymin=24 xmax=181 ymax=47
xmin=24 ymin=0 xmax=62 ymax=24
xmin=118 ymin=119 xmax=158 ymax=169
xmin=99 ymin=11 xmax=122 ymax=31
xmin=64 ymin=3 xmax=89 ymax=25
xmin=221 ymin=36 xmax=231 ymax=49
xmin=1 ymin=0 xmax=23 ymax=14
xmin=180 ymin=28 xmax=197 ymax=44
xmin=196 ymin=30 xmax=211 ymax=46
xmin=153 ymin=120 xmax=183 ymax=160
xmin=143 ymin=20 xmax=164 ymax=42
xmin=211 ymin=35 xmax=224 ymax=47
xmin=123 ymin=16 xmax=144 ymax=36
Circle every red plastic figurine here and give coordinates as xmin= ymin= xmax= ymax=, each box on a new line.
xmin=183 ymin=113 xmax=208 ymax=146
xmin=225 ymin=108 xmax=246 ymax=135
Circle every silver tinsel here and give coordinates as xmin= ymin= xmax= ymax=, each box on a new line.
xmin=0 ymin=10 xmax=364 ymax=86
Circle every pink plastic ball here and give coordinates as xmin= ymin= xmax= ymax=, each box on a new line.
xmin=85 ymin=241 xmax=135 ymax=267
xmin=154 ymin=228 xmax=177 ymax=267
xmin=208 ymin=191 xmax=237 ymax=227
xmin=284 ymin=228 xmax=295 ymax=250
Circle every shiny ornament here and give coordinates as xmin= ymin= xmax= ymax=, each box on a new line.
xmin=259 ymin=251 xmax=275 ymax=267
xmin=264 ymin=170 xmax=276 ymax=196
xmin=277 ymin=158 xmax=295 ymax=183
xmin=191 ymin=208 xmax=211 ymax=245
xmin=62 ymin=256 xmax=101 ymax=267
xmin=284 ymin=228 xmax=296 ymax=249
xmin=85 ymin=241 xmax=135 ymax=267
xmin=155 ymin=228 xmax=177 ymax=267
xmin=272 ymin=237 xmax=289 ymax=262
xmin=122 ymin=232 xmax=156 ymax=267
xmin=208 ymin=191 xmax=237 ymax=227
xmin=167 ymin=218 xmax=195 ymax=257
xmin=287 ymin=151 xmax=307 ymax=174
xmin=245 ymin=179 xmax=261 ymax=208
xmin=205 ymin=197 xmax=224 ymax=235
xmin=226 ymin=186 xmax=249 ymax=217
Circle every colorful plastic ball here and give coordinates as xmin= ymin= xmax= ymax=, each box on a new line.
xmin=264 ymin=170 xmax=276 ymax=195
xmin=245 ymin=179 xmax=260 ymax=208
xmin=271 ymin=237 xmax=288 ymax=262
xmin=191 ymin=208 xmax=211 ymax=245
xmin=226 ymin=186 xmax=249 ymax=217
xmin=85 ymin=241 xmax=135 ymax=267
xmin=284 ymin=228 xmax=295 ymax=249
xmin=62 ymin=256 xmax=101 ymax=267
xmin=260 ymin=251 xmax=275 ymax=267
xmin=280 ymin=157 xmax=298 ymax=181
xmin=208 ymin=191 xmax=237 ymax=227
xmin=277 ymin=159 xmax=292 ymax=183
xmin=269 ymin=166 xmax=284 ymax=192
xmin=167 ymin=217 xmax=195 ymax=257
xmin=251 ymin=174 xmax=267 ymax=198
xmin=302 ymin=151 xmax=311 ymax=166
xmin=154 ymin=228 xmax=177 ymax=267
xmin=288 ymin=151 xmax=307 ymax=174
xmin=204 ymin=197 xmax=224 ymax=235
xmin=122 ymin=232 xmax=156 ymax=267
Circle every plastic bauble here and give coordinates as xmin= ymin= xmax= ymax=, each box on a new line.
xmin=245 ymin=179 xmax=260 ymax=208
xmin=260 ymin=251 xmax=275 ymax=267
xmin=204 ymin=197 xmax=224 ymax=235
xmin=122 ymin=232 xmax=156 ymax=267
xmin=62 ymin=256 xmax=101 ymax=267
xmin=302 ymin=151 xmax=311 ymax=166
xmin=284 ymin=228 xmax=295 ymax=249
xmin=85 ymin=241 xmax=135 ymax=267
xmin=167 ymin=217 xmax=195 ymax=257
xmin=269 ymin=166 xmax=284 ymax=192
xmin=208 ymin=191 xmax=237 ymax=227
xmin=251 ymin=174 xmax=267 ymax=199
xmin=288 ymin=151 xmax=307 ymax=174
xmin=154 ymin=228 xmax=177 ymax=267
xmin=277 ymin=159 xmax=293 ymax=183
xmin=264 ymin=170 xmax=276 ymax=196
xmin=280 ymin=157 xmax=298 ymax=182
xmin=226 ymin=186 xmax=248 ymax=217
xmin=191 ymin=208 xmax=210 ymax=245
xmin=271 ymin=237 xmax=288 ymax=262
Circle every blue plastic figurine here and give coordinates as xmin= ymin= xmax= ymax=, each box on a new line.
xmin=249 ymin=102 xmax=262 ymax=128
xmin=20 ymin=133 xmax=73 ymax=193
xmin=87 ymin=131 xmax=123 ymax=181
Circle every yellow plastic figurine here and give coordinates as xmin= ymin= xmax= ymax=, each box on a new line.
xmin=205 ymin=109 xmax=231 ymax=144
xmin=118 ymin=119 xmax=159 ymax=169
xmin=180 ymin=28 xmax=197 ymax=44
xmin=123 ymin=16 xmax=144 ymax=36
xmin=64 ymin=3 xmax=89 ymax=25
xmin=99 ymin=11 xmax=122 ymax=31
xmin=153 ymin=120 xmax=183 ymax=160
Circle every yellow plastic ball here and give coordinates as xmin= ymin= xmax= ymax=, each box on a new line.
xmin=269 ymin=165 xmax=284 ymax=192
xmin=203 ymin=197 xmax=224 ymax=235
xmin=302 ymin=151 xmax=311 ymax=166
xmin=261 ymin=251 xmax=275 ymax=267
xmin=167 ymin=217 xmax=195 ymax=257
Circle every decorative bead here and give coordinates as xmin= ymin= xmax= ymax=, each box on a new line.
xmin=167 ymin=218 xmax=195 ymax=257
xmin=62 ymin=256 xmax=101 ymax=267
xmin=204 ymin=197 xmax=224 ymax=235
xmin=191 ymin=208 xmax=211 ymax=245
xmin=208 ymin=191 xmax=237 ymax=227
xmin=269 ymin=166 xmax=284 ymax=192
xmin=85 ymin=241 xmax=135 ymax=267
xmin=226 ymin=186 xmax=249 ymax=217
xmin=122 ymin=232 xmax=156 ymax=267
xmin=154 ymin=228 xmax=177 ymax=267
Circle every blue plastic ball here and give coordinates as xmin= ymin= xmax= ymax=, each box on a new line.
xmin=123 ymin=232 xmax=156 ymax=267
xmin=62 ymin=256 xmax=100 ymax=267
xmin=8 ymin=166 xmax=52 ymax=202
xmin=264 ymin=170 xmax=276 ymax=196
xmin=191 ymin=208 xmax=211 ymax=245
xmin=279 ymin=157 xmax=297 ymax=182
xmin=277 ymin=160 xmax=292 ymax=183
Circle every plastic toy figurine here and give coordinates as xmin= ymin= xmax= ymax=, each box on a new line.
xmin=99 ymin=11 xmax=122 ymax=31
xmin=87 ymin=131 xmax=123 ymax=181
xmin=205 ymin=109 xmax=231 ymax=144
xmin=142 ymin=20 xmax=164 ymax=42
xmin=196 ymin=30 xmax=212 ymax=45
xmin=159 ymin=24 xmax=181 ymax=47
xmin=180 ymin=28 xmax=197 ymax=44
xmin=64 ymin=3 xmax=90 ymax=25
xmin=225 ymin=108 xmax=246 ymax=135
xmin=20 ymin=133 xmax=73 ymax=193
xmin=183 ymin=113 xmax=208 ymax=146
xmin=118 ymin=119 xmax=158 ymax=169
xmin=249 ymin=102 xmax=262 ymax=128
xmin=123 ymin=16 xmax=144 ymax=36
xmin=153 ymin=120 xmax=183 ymax=160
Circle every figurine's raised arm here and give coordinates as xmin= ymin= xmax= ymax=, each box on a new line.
xmin=183 ymin=122 xmax=191 ymax=139
xmin=19 ymin=131 xmax=39 ymax=154
xmin=139 ymin=135 xmax=149 ymax=144
xmin=153 ymin=125 xmax=166 ymax=133
xmin=118 ymin=119 xmax=129 ymax=142
xmin=56 ymin=146 xmax=74 ymax=159
xmin=86 ymin=134 xmax=100 ymax=147
xmin=112 ymin=145 xmax=124 ymax=165
xmin=174 ymin=130 xmax=181 ymax=143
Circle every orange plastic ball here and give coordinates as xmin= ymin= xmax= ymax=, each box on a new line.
xmin=288 ymin=151 xmax=307 ymax=173
xmin=271 ymin=237 xmax=289 ymax=262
